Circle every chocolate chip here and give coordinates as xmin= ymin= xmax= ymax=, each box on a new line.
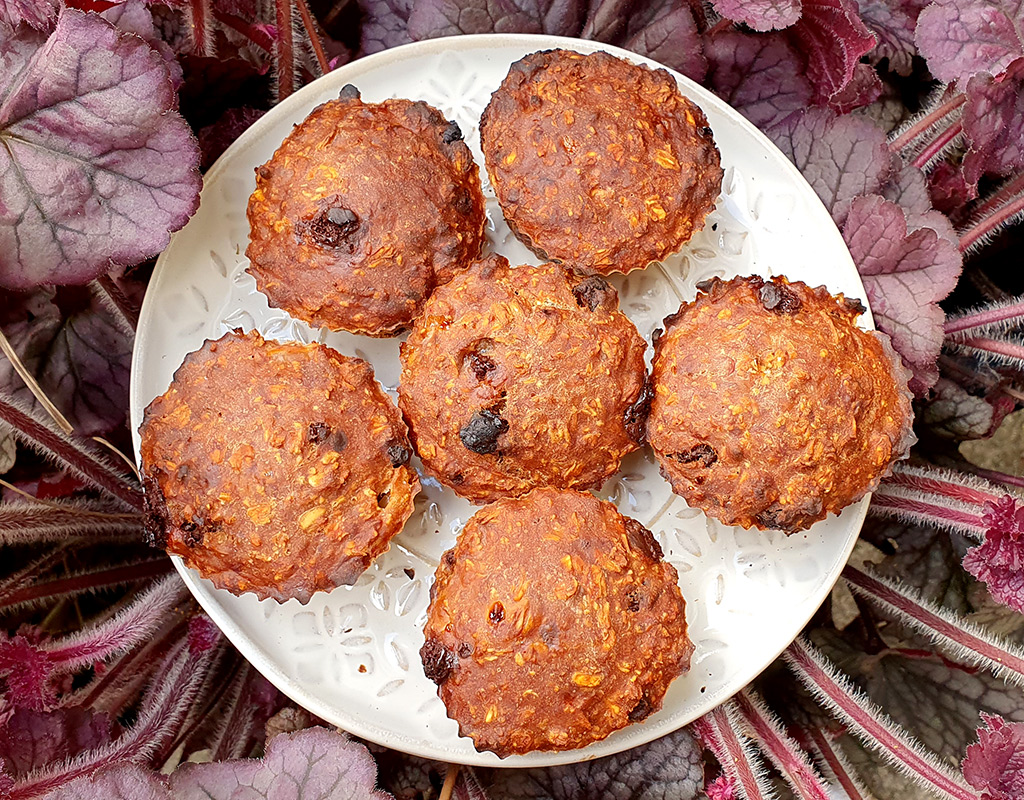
xmin=452 ymin=186 xmax=474 ymax=216
xmin=457 ymin=642 xmax=473 ymax=658
xmin=181 ymin=518 xmax=204 ymax=548
xmin=489 ymin=602 xmax=505 ymax=624
xmin=695 ymin=278 xmax=717 ymax=293
xmin=308 ymin=207 xmax=360 ymax=249
xmin=443 ymin=550 xmax=456 ymax=568
xmin=626 ymin=588 xmax=642 ymax=612
xmin=469 ymin=353 xmax=496 ymax=380
xmin=624 ymin=380 xmax=653 ymax=443
xmin=754 ymin=506 xmax=791 ymax=531
xmin=844 ymin=296 xmax=867 ymax=315
xmin=450 ymin=473 xmax=465 ymax=485
xmin=420 ymin=640 xmax=458 ymax=684
xmin=257 ymin=165 xmax=272 ymax=181
xmin=404 ymin=568 xmax=415 ymax=579
xmin=376 ymin=491 xmax=390 ymax=508
xmin=669 ymin=443 xmax=718 ymax=468
xmin=699 ymin=126 xmax=713 ymax=139
xmin=628 ymin=694 xmax=654 ymax=722
xmin=572 ymin=275 xmax=612 ymax=311
xmin=759 ymin=281 xmax=802 ymax=314
xmin=441 ymin=120 xmax=463 ymax=143
xmin=307 ymin=422 xmax=331 ymax=444
xmin=459 ymin=409 xmax=509 ymax=454
xmin=386 ymin=440 xmax=411 ymax=468
xmin=338 ymin=84 xmax=360 ymax=101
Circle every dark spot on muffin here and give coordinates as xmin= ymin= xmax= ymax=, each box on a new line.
xmin=453 ymin=186 xmax=474 ymax=216
xmin=759 ymin=281 xmax=802 ymax=315
xmin=142 ymin=473 xmax=169 ymax=549
xmin=628 ymin=693 xmax=654 ymax=722
xmin=538 ymin=621 xmax=560 ymax=647
xmin=572 ymin=275 xmax=611 ymax=311
xmin=180 ymin=518 xmax=203 ymax=548
xmin=754 ymin=505 xmax=794 ymax=531
xmin=441 ymin=120 xmax=463 ymax=144
xmin=338 ymin=84 xmax=360 ymax=101
xmin=404 ymin=568 xmax=415 ymax=579
xmin=328 ymin=430 xmax=348 ymax=452
xmin=450 ymin=472 xmax=465 ymax=485
xmin=421 ymin=639 xmax=458 ymax=684
xmin=670 ymin=443 xmax=718 ymax=468
xmin=623 ymin=517 xmax=663 ymax=560
xmin=376 ymin=491 xmax=390 ymax=508
xmin=624 ymin=380 xmax=653 ymax=443
xmin=457 ymin=641 xmax=473 ymax=658
xmin=443 ymin=550 xmax=456 ymax=567
xmin=488 ymin=602 xmax=505 ymax=624
xmin=386 ymin=440 xmax=411 ymax=468
xmin=307 ymin=422 xmax=331 ymax=444
xmin=695 ymin=278 xmax=717 ymax=294
xmin=699 ymin=126 xmax=714 ymax=139
xmin=308 ymin=206 xmax=360 ymax=250
xmin=844 ymin=296 xmax=867 ymax=315
xmin=459 ymin=409 xmax=509 ymax=455
xmin=256 ymin=165 xmax=272 ymax=181
xmin=626 ymin=588 xmax=642 ymax=612
xmin=468 ymin=353 xmax=496 ymax=381
xmin=175 ymin=464 xmax=190 ymax=481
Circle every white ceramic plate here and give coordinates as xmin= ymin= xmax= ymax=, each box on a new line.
xmin=130 ymin=33 xmax=868 ymax=767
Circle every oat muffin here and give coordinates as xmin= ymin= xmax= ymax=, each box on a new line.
xmin=420 ymin=488 xmax=692 ymax=756
xmin=398 ymin=255 xmax=649 ymax=504
xmin=139 ymin=330 xmax=420 ymax=602
xmin=647 ymin=275 xmax=915 ymax=532
xmin=246 ymin=86 xmax=487 ymax=336
xmin=480 ymin=48 xmax=722 ymax=275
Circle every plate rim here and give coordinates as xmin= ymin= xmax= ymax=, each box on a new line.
xmin=131 ymin=31 xmax=866 ymax=767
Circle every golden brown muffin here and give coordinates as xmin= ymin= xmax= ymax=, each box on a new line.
xmin=139 ymin=330 xmax=420 ymax=603
xmin=647 ymin=275 xmax=916 ymax=532
xmin=421 ymin=488 xmax=691 ymax=756
xmin=246 ymin=85 xmax=487 ymax=336
xmin=480 ymin=49 xmax=722 ymax=275
xmin=398 ymin=255 xmax=649 ymax=504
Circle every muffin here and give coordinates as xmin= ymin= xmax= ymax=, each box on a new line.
xmin=139 ymin=330 xmax=420 ymax=602
xmin=246 ymin=85 xmax=487 ymax=336
xmin=647 ymin=275 xmax=916 ymax=532
xmin=398 ymin=255 xmax=649 ymax=504
xmin=480 ymin=48 xmax=722 ymax=275
xmin=420 ymin=488 xmax=692 ymax=756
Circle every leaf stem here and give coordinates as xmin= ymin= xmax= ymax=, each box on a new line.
xmin=959 ymin=336 xmax=1024 ymax=362
xmin=295 ymin=0 xmax=329 ymax=74
xmin=959 ymin=173 xmax=1024 ymax=255
xmin=0 ymin=558 xmax=171 ymax=612
xmin=92 ymin=274 xmax=138 ymax=335
xmin=804 ymin=726 xmax=870 ymax=800
xmin=889 ymin=92 xmax=965 ymax=152
xmin=784 ymin=637 xmax=979 ymax=800
xmin=275 ymin=0 xmax=295 ymax=99
xmin=0 ymin=327 xmax=73 ymax=434
xmin=694 ymin=705 xmax=776 ymax=800
xmin=945 ymin=297 xmax=1024 ymax=335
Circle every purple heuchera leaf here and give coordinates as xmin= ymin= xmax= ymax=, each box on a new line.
xmin=841 ymin=194 xmax=962 ymax=395
xmin=711 ymin=0 xmax=802 ymax=31
xmin=616 ymin=0 xmax=705 ymax=80
xmin=915 ymin=0 xmax=1023 ymax=83
xmin=788 ymin=0 xmax=876 ymax=103
xmin=100 ymin=0 xmax=184 ymax=90
xmin=962 ymin=63 xmax=1024 ymax=184
xmin=828 ymin=61 xmax=884 ymax=112
xmin=407 ymin=0 xmax=585 ymax=39
xmin=198 ymin=107 xmax=266 ymax=170
xmin=0 ymin=0 xmax=57 ymax=29
xmin=0 ymin=9 xmax=201 ymax=289
xmin=964 ymin=713 xmax=1024 ymax=800
xmin=927 ymin=158 xmax=978 ymax=214
xmin=0 ymin=634 xmax=54 ymax=710
xmin=357 ymin=0 xmax=414 ymax=54
xmin=0 ymin=707 xmax=116 ymax=778
xmin=705 ymin=30 xmax=813 ymax=129
xmin=856 ymin=0 xmax=920 ymax=75
xmin=769 ymin=108 xmax=892 ymax=225
xmin=170 ymin=727 xmax=393 ymax=800
xmin=0 ymin=287 xmax=132 ymax=437
xmin=964 ymin=495 xmax=1024 ymax=615
xmin=40 ymin=763 xmax=174 ymax=800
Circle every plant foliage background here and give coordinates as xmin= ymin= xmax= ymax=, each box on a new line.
xmin=1 ymin=0 xmax=1024 ymax=797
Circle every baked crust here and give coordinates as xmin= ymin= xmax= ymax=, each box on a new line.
xmin=246 ymin=86 xmax=486 ymax=336
xmin=398 ymin=255 xmax=649 ymax=504
xmin=647 ymin=275 xmax=916 ymax=532
xmin=139 ymin=330 xmax=420 ymax=602
xmin=480 ymin=49 xmax=722 ymax=275
xmin=421 ymin=488 xmax=692 ymax=756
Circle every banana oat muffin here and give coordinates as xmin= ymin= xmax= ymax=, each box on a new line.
xmin=420 ymin=488 xmax=692 ymax=756
xmin=246 ymin=86 xmax=487 ymax=336
xmin=398 ymin=255 xmax=649 ymax=504
xmin=480 ymin=48 xmax=722 ymax=275
xmin=139 ymin=330 xmax=420 ymax=602
xmin=647 ymin=275 xmax=915 ymax=533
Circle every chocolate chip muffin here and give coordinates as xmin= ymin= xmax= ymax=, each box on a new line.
xmin=398 ymin=255 xmax=649 ymax=504
xmin=246 ymin=85 xmax=487 ymax=336
xmin=421 ymin=488 xmax=692 ymax=756
xmin=648 ymin=275 xmax=915 ymax=532
xmin=139 ymin=330 xmax=420 ymax=602
xmin=480 ymin=48 xmax=722 ymax=275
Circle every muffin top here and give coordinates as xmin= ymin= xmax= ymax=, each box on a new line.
xmin=398 ymin=255 xmax=649 ymax=504
xmin=421 ymin=488 xmax=692 ymax=756
xmin=480 ymin=49 xmax=722 ymax=275
xmin=246 ymin=86 xmax=487 ymax=336
xmin=139 ymin=330 xmax=419 ymax=602
xmin=647 ymin=275 xmax=915 ymax=532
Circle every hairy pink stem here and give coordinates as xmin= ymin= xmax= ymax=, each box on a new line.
xmin=945 ymin=298 xmax=1024 ymax=335
xmin=41 ymin=575 xmax=187 ymax=673
xmin=0 ymin=558 xmax=172 ymax=612
xmin=804 ymin=727 xmax=869 ymax=800
xmin=294 ymin=0 xmax=329 ymax=73
xmin=0 ymin=501 xmax=143 ymax=545
xmin=868 ymin=493 xmax=986 ymax=538
xmin=972 ymin=467 xmax=1024 ymax=490
xmin=843 ymin=565 xmax=1024 ymax=687
xmin=959 ymin=173 xmax=1024 ymax=255
xmin=882 ymin=467 xmax=999 ymax=506
xmin=0 ymin=394 xmax=142 ymax=510
xmin=694 ymin=705 xmax=774 ymax=800
xmin=734 ymin=690 xmax=831 ymax=800
xmin=0 ymin=545 xmax=69 ymax=606
xmin=890 ymin=93 xmax=966 ymax=152
xmin=784 ymin=637 xmax=979 ymax=800
xmin=959 ymin=336 xmax=1024 ymax=362
xmin=212 ymin=9 xmax=275 ymax=53
xmin=92 ymin=275 xmax=138 ymax=334
xmin=911 ymin=119 xmax=963 ymax=170
xmin=275 ymin=0 xmax=295 ymax=99
xmin=188 ymin=0 xmax=214 ymax=56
